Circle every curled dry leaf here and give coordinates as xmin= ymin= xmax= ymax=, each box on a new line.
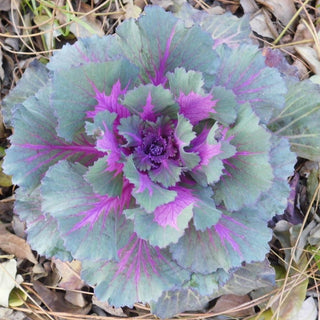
xmin=53 ymin=259 xmax=86 ymax=308
xmin=0 ymin=224 xmax=37 ymax=264
xmin=210 ymin=294 xmax=255 ymax=317
xmin=295 ymin=46 xmax=320 ymax=74
xmin=53 ymin=259 xmax=84 ymax=290
xmin=250 ymin=9 xmax=277 ymax=39
xmin=261 ymin=0 xmax=297 ymax=27
xmin=32 ymin=280 xmax=91 ymax=314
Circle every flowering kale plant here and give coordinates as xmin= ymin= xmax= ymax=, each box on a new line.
xmin=2 ymin=5 xmax=300 ymax=317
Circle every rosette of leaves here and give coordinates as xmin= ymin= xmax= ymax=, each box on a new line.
xmin=2 ymin=6 xmax=296 ymax=317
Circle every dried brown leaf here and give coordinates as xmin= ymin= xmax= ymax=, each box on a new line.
xmin=53 ymin=258 xmax=84 ymax=290
xmin=250 ymin=9 xmax=277 ymax=39
xmin=92 ymin=296 xmax=127 ymax=317
xmin=32 ymin=280 xmax=91 ymax=314
xmin=260 ymin=0 xmax=297 ymax=27
xmin=240 ymin=0 xmax=259 ymax=14
xmin=0 ymin=224 xmax=37 ymax=264
xmin=211 ymin=294 xmax=255 ymax=317
xmin=69 ymin=2 xmax=103 ymax=38
xmin=295 ymin=46 xmax=320 ymax=74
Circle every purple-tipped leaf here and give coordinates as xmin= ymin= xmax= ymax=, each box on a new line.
xmin=3 ymin=87 xmax=101 ymax=192
xmin=115 ymin=6 xmax=219 ymax=85
xmin=123 ymin=155 xmax=177 ymax=212
xmin=52 ymin=60 xmax=139 ymax=142
xmin=41 ymin=160 xmax=133 ymax=261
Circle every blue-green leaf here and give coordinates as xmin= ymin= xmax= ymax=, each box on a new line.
xmin=82 ymin=235 xmax=190 ymax=307
xmin=214 ymin=103 xmax=273 ymax=211
xmin=41 ymin=160 xmax=133 ymax=261
xmin=123 ymin=155 xmax=177 ymax=212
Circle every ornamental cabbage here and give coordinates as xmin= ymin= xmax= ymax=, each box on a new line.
xmin=2 ymin=5 xmax=295 ymax=317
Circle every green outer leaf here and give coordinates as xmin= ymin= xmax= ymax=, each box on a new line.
xmin=115 ymin=6 xmax=219 ymax=85
xmin=81 ymin=239 xmax=190 ymax=308
xmin=52 ymin=60 xmax=139 ymax=142
xmin=269 ymin=78 xmax=320 ymax=161
xmin=257 ymin=135 xmax=295 ymax=217
xmin=15 ymin=187 xmax=71 ymax=260
xmin=160 ymin=260 xmax=274 ymax=318
xmin=170 ymin=208 xmax=273 ymax=274
xmin=41 ymin=160 xmax=133 ymax=261
xmin=150 ymin=288 xmax=210 ymax=319
xmin=219 ymin=260 xmax=275 ymax=296
xmin=188 ymin=269 xmax=230 ymax=296
xmin=201 ymin=12 xmax=251 ymax=48
xmin=123 ymin=155 xmax=177 ymax=212
xmin=214 ymin=103 xmax=273 ymax=211
xmin=2 ymin=60 xmax=49 ymax=127
xmin=212 ymin=44 xmax=286 ymax=124
xmin=3 ymin=85 xmax=99 ymax=192
xmin=47 ymin=36 xmax=120 ymax=71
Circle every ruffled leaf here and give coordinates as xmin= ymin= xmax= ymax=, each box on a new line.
xmin=85 ymin=157 xmax=123 ymax=197
xmin=174 ymin=114 xmax=200 ymax=169
xmin=214 ymin=104 xmax=273 ymax=211
xmin=86 ymin=110 xmax=123 ymax=175
xmin=52 ymin=60 xmax=139 ymax=142
xmin=122 ymin=84 xmax=178 ymax=120
xmin=191 ymin=185 xmax=222 ymax=231
xmin=3 ymin=87 xmax=101 ymax=192
xmin=189 ymin=269 xmax=230 ymax=297
xmin=125 ymin=206 xmax=191 ymax=248
xmin=153 ymin=185 xmax=196 ymax=229
xmin=47 ymin=36 xmax=120 ymax=71
xmin=1 ymin=60 xmax=49 ymax=127
xmin=123 ymin=155 xmax=177 ymax=212
xmin=190 ymin=124 xmax=236 ymax=185
xmin=14 ymin=188 xmax=71 ymax=260
xmin=81 ymin=234 xmax=190 ymax=307
xmin=86 ymin=80 xmax=130 ymax=121
xmin=257 ymin=135 xmax=295 ymax=217
xmin=167 ymin=68 xmax=217 ymax=125
xmin=201 ymin=12 xmax=251 ymax=49
xmin=148 ymin=159 xmax=183 ymax=187
xmin=167 ymin=68 xmax=205 ymax=96
xmin=41 ymin=160 xmax=133 ymax=261
xmin=151 ymin=288 xmax=211 ymax=319
xmin=269 ymin=78 xmax=320 ymax=161
xmin=177 ymin=91 xmax=216 ymax=125
xmin=212 ymin=44 xmax=287 ymax=123
xmin=170 ymin=209 xmax=272 ymax=274
xmin=115 ymin=6 xmax=219 ymax=85
xmin=118 ymin=115 xmax=142 ymax=147
xmin=210 ymin=86 xmax=238 ymax=125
